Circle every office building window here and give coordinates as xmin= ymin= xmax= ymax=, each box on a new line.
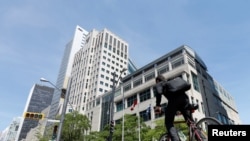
xmin=127 ymin=95 xmax=137 ymax=107
xmin=133 ymin=78 xmax=142 ymax=87
xmin=116 ymin=101 xmax=123 ymax=112
xmin=99 ymin=88 xmax=103 ymax=92
xmin=145 ymin=72 xmax=155 ymax=82
xmin=139 ymin=88 xmax=151 ymax=102
xmin=158 ymin=65 xmax=169 ymax=75
xmin=196 ymin=99 xmax=200 ymax=112
xmin=201 ymin=102 xmax=205 ymax=114
xmin=172 ymin=58 xmax=184 ymax=69
xmin=140 ymin=109 xmax=151 ymax=122
xmin=124 ymin=84 xmax=131 ymax=92
xmin=191 ymin=72 xmax=200 ymax=92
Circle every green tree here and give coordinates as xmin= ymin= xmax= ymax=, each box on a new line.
xmin=38 ymin=111 xmax=189 ymax=141
xmin=61 ymin=111 xmax=91 ymax=141
xmin=35 ymin=124 xmax=56 ymax=141
xmin=151 ymin=118 xmax=189 ymax=140
xmin=85 ymin=130 xmax=108 ymax=141
xmin=86 ymin=114 xmax=151 ymax=141
xmin=149 ymin=118 xmax=166 ymax=140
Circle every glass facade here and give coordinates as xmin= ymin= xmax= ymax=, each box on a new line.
xmin=18 ymin=84 xmax=54 ymax=141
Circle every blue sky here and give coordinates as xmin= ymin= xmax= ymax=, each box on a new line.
xmin=0 ymin=0 xmax=249 ymax=131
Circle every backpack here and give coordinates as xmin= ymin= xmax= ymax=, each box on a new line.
xmin=164 ymin=77 xmax=191 ymax=93
xmin=156 ymin=77 xmax=191 ymax=95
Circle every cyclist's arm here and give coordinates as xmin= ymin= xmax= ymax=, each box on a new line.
xmin=155 ymin=85 xmax=162 ymax=107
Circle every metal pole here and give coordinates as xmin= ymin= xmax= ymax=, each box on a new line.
xmin=122 ymin=86 xmax=125 ymax=141
xmin=40 ymin=77 xmax=75 ymax=141
xmin=108 ymin=72 xmax=116 ymax=141
xmin=56 ymin=78 xmax=72 ymax=141
xmin=108 ymin=68 xmax=127 ymax=141
xmin=138 ymin=101 xmax=141 ymax=141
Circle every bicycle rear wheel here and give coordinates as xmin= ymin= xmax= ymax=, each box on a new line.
xmin=191 ymin=117 xmax=222 ymax=141
xmin=159 ymin=133 xmax=169 ymax=141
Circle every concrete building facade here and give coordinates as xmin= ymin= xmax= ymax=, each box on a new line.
xmin=68 ymin=28 xmax=129 ymax=131
xmin=112 ymin=45 xmax=240 ymax=129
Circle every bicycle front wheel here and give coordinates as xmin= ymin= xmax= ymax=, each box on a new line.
xmin=159 ymin=133 xmax=169 ymax=141
xmin=191 ymin=117 xmax=222 ymax=141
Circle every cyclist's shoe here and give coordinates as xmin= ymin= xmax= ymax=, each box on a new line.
xmin=189 ymin=103 xmax=199 ymax=113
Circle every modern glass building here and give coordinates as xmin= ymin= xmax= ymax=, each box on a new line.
xmin=16 ymin=84 xmax=54 ymax=141
xmin=47 ymin=25 xmax=88 ymax=120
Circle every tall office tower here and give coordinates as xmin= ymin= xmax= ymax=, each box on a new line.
xmin=68 ymin=28 xmax=129 ymax=131
xmin=16 ymin=84 xmax=54 ymax=141
xmin=47 ymin=25 xmax=88 ymax=120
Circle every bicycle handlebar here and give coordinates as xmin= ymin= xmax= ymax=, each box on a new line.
xmin=154 ymin=103 xmax=199 ymax=115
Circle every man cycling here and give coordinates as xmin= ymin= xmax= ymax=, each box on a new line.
xmin=154 ymin=74 xmax=196 ymax=141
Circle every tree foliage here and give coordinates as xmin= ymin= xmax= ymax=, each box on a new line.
xmin=38 ymin=111 xmax=189 ymax=141
xmin=36 ymin=124 xmax=56 ymax=141
xmin=86 ymin=114 xmax=153 ymax=141
xmin=61 ymin=111 xmax=91 ymax=141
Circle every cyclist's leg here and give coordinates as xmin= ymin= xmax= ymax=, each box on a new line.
xmin=179 ymin=107 xmax=194 ymax=140
xmin=178 ymin=95 xmax=196 ymax=140
xmin=165 ymin=100 xmax=180 ymax=141
xmin=179 ymin=94 xmax=194 ymax=123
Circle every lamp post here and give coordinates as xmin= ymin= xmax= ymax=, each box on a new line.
xmin=40 ymin=77 xmax=73 ymax=141
xmin=108 ymin=68 xmax=127 ymax=141
xmin=40 ymin=78 xmax=60 ymax=90
xmin=121 ymin=85 xmax=125 ymax=141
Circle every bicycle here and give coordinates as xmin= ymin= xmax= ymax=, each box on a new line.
xmin=158 ymin=104 xmax=222 ymax=141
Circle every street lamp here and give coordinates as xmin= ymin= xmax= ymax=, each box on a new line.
xmin=40 ymin=77 xmax=73 ymax=141
xmin=108 ymin=68 xmax=127 ymax=141
xmin=40 ymin=78 xmax=75 ymax=110
xmin=40 ymin=78 xmax=59 ymax=90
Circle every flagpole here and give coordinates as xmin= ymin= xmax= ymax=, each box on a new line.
xmin=130 ymin=99 xmax=140 ymax=141
xmin=138 ymin=102 xmax=141 ymax=141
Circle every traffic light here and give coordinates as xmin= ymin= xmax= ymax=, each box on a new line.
xmin=61 ymin=88 xmax=66 ymax=98
xmin=52 ymin=125 xmax=58 ymax=140
xmin=24 ymin=112 xmax=44 ymax=120
xmin=110 ymin=120 xmax=114 ymax=132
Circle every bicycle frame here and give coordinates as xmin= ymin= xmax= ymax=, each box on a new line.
xmin=159 ymin=118 xmax=212 ymax=141
xmin=188 ymin=120 xmax=204 ymax=141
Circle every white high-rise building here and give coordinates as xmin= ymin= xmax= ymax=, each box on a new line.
xmin=68 ymin=28 xmax=129 ymax=131
xmin=47 ymin=25 xmax=88 ymax=120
